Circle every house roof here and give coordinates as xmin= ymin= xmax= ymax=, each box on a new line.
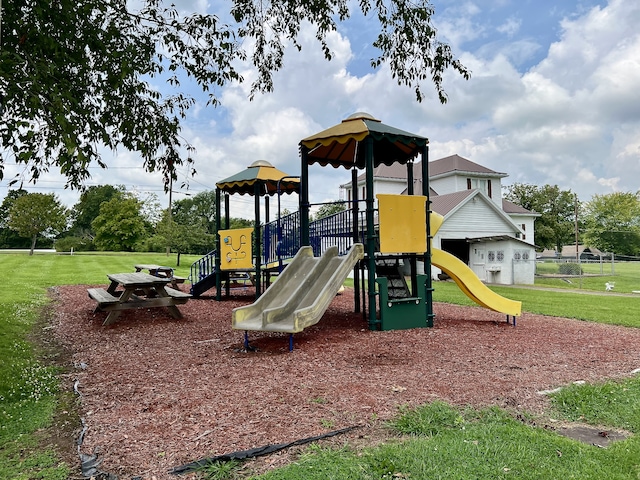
xmin=431 ymin=189 xmax=526 ymax=237
xmin=430 ymin=190 xmax=475 ymax=216
xmin=353 ymin=154 xmax=507 ymax=182
xmin=502 ymin=199 xmax=540 ymax=216
xmin=429 ymin=154 xmax=507 ymax=178
xmin=466 ymin=235 xmax=537 ymax=247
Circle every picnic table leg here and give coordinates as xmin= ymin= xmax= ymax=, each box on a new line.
xmin=103 ymin=288 xmax=134 ymax=326
xmin=96 ymin=281 xmax=121 ymax=313
xmin=155 ymin=287 xmax=184 ymax=319
xmin=106 ymin=280 xmax=120 ymax=295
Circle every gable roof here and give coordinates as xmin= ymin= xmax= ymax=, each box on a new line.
xmin=429 ymin=154 xmax=507 ymax=178
xmin=431 ymin=189 xmax=523 ymax=234
xmin=502 ymin=199 xmax=539 ymax=216
xmin=353 ymin=154 xmax=507 ymax=182
xmin=430 ymin=190 xmax=475 ymax=216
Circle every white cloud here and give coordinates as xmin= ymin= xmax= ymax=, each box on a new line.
xmin=497 ymin=17 xmax=521 ymax=37
xmin=4 ymin=0 xmax=640 ymax=217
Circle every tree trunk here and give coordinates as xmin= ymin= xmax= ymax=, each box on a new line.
xmin=176 ymin=252 xmax=181 ymax=267
xmin=29 ymin=234 xmax=37 ymax=256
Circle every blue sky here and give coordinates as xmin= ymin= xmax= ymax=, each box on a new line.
xmin=3 ymin=0 xmax=639 ymax=221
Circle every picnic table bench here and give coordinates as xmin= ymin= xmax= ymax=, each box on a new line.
xmin=134 ymin=264 xmax=187 ymax=289
xmin=88 ymin=272 xmax=191 ymax=326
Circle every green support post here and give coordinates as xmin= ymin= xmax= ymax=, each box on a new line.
xmin=300 ymin=145 xmax=310 ymax=247
xmin=422 ymin=145 xmax=434 ymax=327
xmin=215 ymin=188 xmax=222 ymax=301
xmin=365 ymin=137 xmax=378 ymax=330
xmin=254 ymin=182 xmax=262 ymax=298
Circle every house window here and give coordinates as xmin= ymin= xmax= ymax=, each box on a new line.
xmin=468 ymin=178 xmax=491 ymax=197
xmin=488 ymin=251 xmax=495 ymax=262
xmin=521 ymin=223 xmax=526 ymax=240
xmin=496 ymin=251 xmax=504 ymax=262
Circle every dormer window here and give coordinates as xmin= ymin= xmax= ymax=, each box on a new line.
xmin=467 ymin=178 xmax=492 ymax=198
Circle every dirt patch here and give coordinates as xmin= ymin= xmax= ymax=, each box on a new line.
xmin=46 ymin=285 xmax=640 ymax=479
xmin=557 ymin=424 xmax=630 ymax=447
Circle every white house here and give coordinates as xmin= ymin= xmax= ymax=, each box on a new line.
xmin=341 ymin=154 xmax=539 ymax=285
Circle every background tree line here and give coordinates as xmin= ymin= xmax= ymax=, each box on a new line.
xmin=2 ymin=184 xmax=639 ymax=257
xmin=505 ymin=184 xmax=640 ymax=257
xmin=0 ymin=187 xmax=345 ymax=256
xmin=0 ymin=186 xmax=246 ymax=256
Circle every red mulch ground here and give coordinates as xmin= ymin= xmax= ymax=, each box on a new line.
xmin=49 ymin=284 xmax=640 ymax=479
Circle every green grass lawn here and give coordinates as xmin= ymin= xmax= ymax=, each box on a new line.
xmin=246 ymin=396 xmax=640 ymax=480
xmin=534 ymin=260 xmax=640 ymax=293
xmin=2 ymin=253 xmax=640 ymax=479
xmin=432 ymin=281 xmax=640 ymax=327
xmin=0 ymin=252 xmax=198 ymax=479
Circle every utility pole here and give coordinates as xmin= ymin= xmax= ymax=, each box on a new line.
xmin=575 ymin=193 xmax=582 ymax=288
xmin=575 ymin=193 xmax=579 ymax=262
xmin=166 ymin=177 xmax=173 ymax=256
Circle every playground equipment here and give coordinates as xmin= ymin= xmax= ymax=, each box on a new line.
xmin=374 ymin=194 xmax=521 ymax=328
xmin=232 ymin=243 xmax=364 ymax=349
xmin=189 ymin=160 xmax=299 ymax=298
xmin=190 ymin=112 xmax=522 ymax=339
xmin=431 ymin=249 xmax=521 ymax=320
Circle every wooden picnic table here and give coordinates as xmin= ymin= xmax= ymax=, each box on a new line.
xmin=134 ymin=264 xmax=186 ymax=288
xmin=87 ymin=272 xmax=191 ymax=326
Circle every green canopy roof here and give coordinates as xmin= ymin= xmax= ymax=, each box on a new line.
xmin=299 ymin=112 xmax=428 ymax=169
xmin=216 ymin=160 xmax=300 ymax=196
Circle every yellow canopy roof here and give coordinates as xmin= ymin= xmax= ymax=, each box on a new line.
xmin=216 ymin=160 xmax=300 ymax=196
xmin=299 ymin=112 xmax=428 ymax=169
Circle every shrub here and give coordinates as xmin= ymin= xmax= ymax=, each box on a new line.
xmin=558 ymin=262 xmax=583 ymax=275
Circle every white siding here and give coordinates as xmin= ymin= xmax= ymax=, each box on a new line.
xmin=440 ymin=200 xmax=517 ymax=238
xmin=430 ymin=176 xmax=460 ymax=195
xmin=509 ymin=215 xmax=536 ymax=245
xmin=344 ymin=178 xmax=407 ymax=208
xmin=432 ymin=174 xmax=503 ymax=207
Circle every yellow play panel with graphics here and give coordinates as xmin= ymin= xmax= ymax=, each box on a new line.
xmin=219 ymin=228 xmax=253 ymax=270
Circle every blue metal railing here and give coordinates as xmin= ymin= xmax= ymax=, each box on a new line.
xmin=263 ymin=210 xmax=301 ymax=269
xmin=190 ymin=250 xmax=216 ymax=284
xmin=308 ymin=208 xmax=365 ymax=256
xmin=190 ymin=202 xmax=370 ymax=290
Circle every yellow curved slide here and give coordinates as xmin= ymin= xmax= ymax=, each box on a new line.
xmin=432 ymin=248 xmax=521 ymax=316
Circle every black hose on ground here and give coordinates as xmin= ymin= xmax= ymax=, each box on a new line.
xmin=169 ymin=425 xmax=361 ymax=475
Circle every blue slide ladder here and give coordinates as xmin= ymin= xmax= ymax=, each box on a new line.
xmin=189 ymin=250 xmax=218 ymax=297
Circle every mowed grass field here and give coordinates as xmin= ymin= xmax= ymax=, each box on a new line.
xmin=1 ymin=252 xmax=640 ymax=479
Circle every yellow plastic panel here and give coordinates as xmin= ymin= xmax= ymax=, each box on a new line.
xmin=432 ymin=248 xmax=521 ymax=316
xmin=430 ymin=211 xmax=444 ymax=237
xmin=377 ymin=194 xmax=427 ymax=253
xmin=219 ymin=228 xmax=253 ymax=270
